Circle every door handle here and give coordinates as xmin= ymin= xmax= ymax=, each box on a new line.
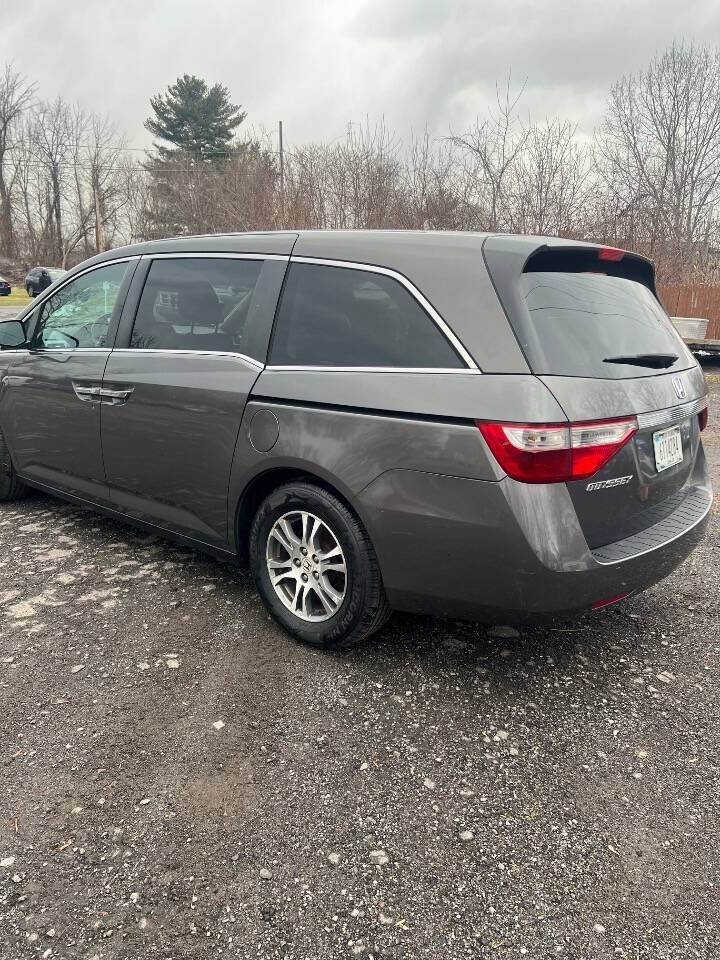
xmin=72 ymin=382 xmax=102 ymax=403
xmin=99 ymin=387 xmax=134 ymax=405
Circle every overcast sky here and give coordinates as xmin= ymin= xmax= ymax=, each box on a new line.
xmin=4 ymin=0 xmax=720 ymax=152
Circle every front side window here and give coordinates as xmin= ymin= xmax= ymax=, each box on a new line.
xmin=130 ymin=258 xmax=264 ymax=355
xmin=269 ymin=263 xmax=464 ymax=368
xmin=34 ymin=262 xmax=128 ymax=349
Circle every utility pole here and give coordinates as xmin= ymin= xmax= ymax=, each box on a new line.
xmin=278 ymin=120 xmax=285 ymax=227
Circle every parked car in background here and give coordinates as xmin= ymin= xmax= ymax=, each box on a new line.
xmin=0 ymin=231 xmax=712 ymax=648
xmin=0 ymin=277 xmax=10 ymax=296
xmin=25 ymin=266 xmax=66 ymax=297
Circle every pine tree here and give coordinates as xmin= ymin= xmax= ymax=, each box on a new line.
xmin=145 ymin=74 xmax=246 ymax=162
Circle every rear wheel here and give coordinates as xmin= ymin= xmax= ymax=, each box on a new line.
xmin=0 ymin=429 xmax=27 ymax=501
xmin=249 ymin=482 xmax=390 ymax=648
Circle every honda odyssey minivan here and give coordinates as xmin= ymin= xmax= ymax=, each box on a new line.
xmin=0 ymin=231 xmax=712 ymax=647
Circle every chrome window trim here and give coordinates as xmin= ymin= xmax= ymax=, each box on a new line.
xmin=17 ymin=256 xmax=142 ymax=322
xmin=1 ymin=347 xmax=112 ymax=355
xmin=264 ymin=365 xmax=481 ymax=375
xmin=110 ymin=347 xmax=264 ymax=369
xmin=636 ymin=396 xmax=708 ymax=431
xmin=22 ymin=347 xmax=111 ymax=354
xmin=286 ymin=255 xmax=479 ymax=371
xmin=141 ymin=252 xmax=289 ymax=262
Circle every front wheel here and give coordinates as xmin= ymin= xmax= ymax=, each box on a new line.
xmin=249 ymin=482 xmax=390 ymax=649
xmin=0 ymin=429 xmax=27 ymax=501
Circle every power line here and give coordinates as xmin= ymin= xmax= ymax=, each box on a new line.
xmin=5 ymin=141 xmax=282 ymax=159
xmin=3 ymin=144 xmax=284 ymax=178
xmin=3 ymin=157 xmax=282 ymax=176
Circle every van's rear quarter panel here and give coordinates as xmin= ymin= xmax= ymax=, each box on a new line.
xmin=357 ymin=469 xmax=710 ymax=618
xmin=232 ymin=371 xmax=569 ymax=522
xmin=231 ymin=397 xmax=500 ymax=518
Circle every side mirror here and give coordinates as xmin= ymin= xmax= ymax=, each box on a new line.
xmin=0 ymin=319 xmax=27 ymax=349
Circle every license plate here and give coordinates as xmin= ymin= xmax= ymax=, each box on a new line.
xmin=653 ymin=425 xmax=683 ymax=472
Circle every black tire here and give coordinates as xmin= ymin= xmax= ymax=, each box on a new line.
xmin=249 ymin=482 xmax=391 ymax=649
xmin=0 ymin=429 xmax=27 ymax=501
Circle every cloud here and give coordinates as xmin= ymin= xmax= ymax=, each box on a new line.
xmin=2 ymin=0 xmax=719 ymax=152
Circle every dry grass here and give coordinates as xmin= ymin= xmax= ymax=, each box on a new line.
xmin=0 ymin=288 xmax=32 ymax=309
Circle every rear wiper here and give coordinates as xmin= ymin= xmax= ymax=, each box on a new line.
xmin=603 ymin=353 xmax=678 ymax=369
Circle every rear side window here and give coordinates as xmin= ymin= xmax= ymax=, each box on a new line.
xmin=269 ymin=263 xmax=464 ymax=368
xmin=131 ymin=257 xmax=266 ymax=358
xmin=488 ymin=246 xmax=691 ymax=379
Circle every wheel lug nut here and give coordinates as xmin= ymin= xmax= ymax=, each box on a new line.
xmin=312 ymin=555 xmax=318 ymax=562
xmin=301 ymin=573 xmax=308 ymax=582
xmin=300 ymin=547 xmax=308 ymax=556
xmin=313 ymin=571 xmax=319 ymax=579
xmin=293 ymin=558 xmax=301 ymax=567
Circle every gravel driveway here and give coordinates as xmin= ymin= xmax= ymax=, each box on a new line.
xmin=1 ymin=367 xmax=719 ymax=960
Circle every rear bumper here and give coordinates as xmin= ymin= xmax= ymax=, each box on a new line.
xmin=357 ymin=450 xmax=712 ymax=620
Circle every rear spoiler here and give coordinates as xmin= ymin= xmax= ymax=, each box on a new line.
xmin=521 ymin=244 xmax=657 ymax=294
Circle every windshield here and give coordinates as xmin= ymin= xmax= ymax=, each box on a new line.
xmin=516 ymin=271 xmax=693 ymax=378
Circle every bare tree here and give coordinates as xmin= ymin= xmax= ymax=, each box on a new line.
xmin=31 ymin=97 xmax=73 ymax=263
xmin=220 ymin=138 xmax=279 ymax=231
xmin=0 ymin=64 xmax=35 ymax=258
xmin=508 ymin=119 xmax=590 ymax=236
xmin=116 ymin=155 xmax=152 ymax=243
xmin=399 ymin=131 xmax=482 ymax=230
xmin=449 ymin=74 xmax=530 ymax=231
xmin=7 ymin=95 xmax=130 ymax=266
xmin=13 ymin=114 xmax=55 ymax=264
xmin=84 ymin=112 xmax=129 ymax=253
xmin=596 ymin=42 xmax=720 ymax=280
xmin=283 ymin=121 xmax=404 ymax=230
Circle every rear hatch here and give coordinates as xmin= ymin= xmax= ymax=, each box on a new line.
xmin=483 ymin=238 xmax=709 ymax=548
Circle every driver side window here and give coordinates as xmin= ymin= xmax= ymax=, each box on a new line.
xmin=34 ymin=262 xmax=128 ymax=350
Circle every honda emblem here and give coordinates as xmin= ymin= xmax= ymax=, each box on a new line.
xmin=672 ymin=377 xmax=686 ymax=400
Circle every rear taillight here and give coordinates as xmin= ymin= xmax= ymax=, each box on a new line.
xmin=597 ymin=246 xmax=625 ymax=261
xmin=699 ymin=406 xmax=709 ymax=431
xmin=477 ymin=416 xmax=637 ymax=484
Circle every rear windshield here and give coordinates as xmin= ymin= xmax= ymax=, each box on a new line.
xmin=514 ymin=268 xmax=691 ymax=379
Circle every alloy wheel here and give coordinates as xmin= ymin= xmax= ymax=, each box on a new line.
xmin=265 ymin=510 xmax=347 ymax=622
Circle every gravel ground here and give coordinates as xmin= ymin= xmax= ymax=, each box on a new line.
xmin=1 ymin=366 xmax=719 ymax=960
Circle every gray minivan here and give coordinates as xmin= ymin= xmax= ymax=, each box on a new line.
xmin=0 ymin=231 xmax=712 ymax=647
